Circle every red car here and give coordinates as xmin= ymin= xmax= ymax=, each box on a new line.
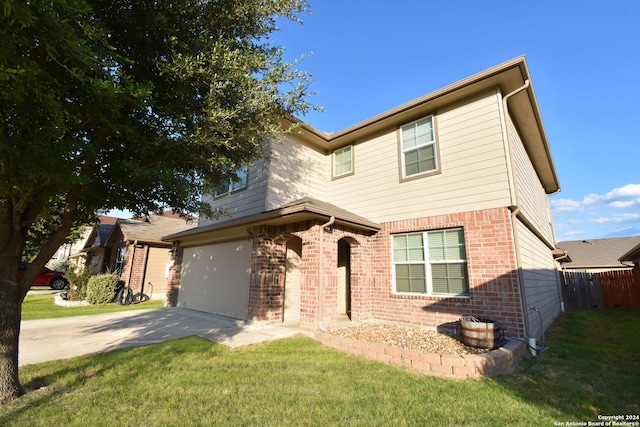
xmin=18 ymin=262 xmax=68 ymax=290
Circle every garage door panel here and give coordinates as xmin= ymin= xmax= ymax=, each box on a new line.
xmin=178 ymin=240 xmax=251 ymax=320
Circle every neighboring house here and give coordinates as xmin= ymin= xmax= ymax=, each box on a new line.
xmin=164 ymin=56 xmax=562 ymax=343
xmin=52 ymin=215 xmax=119 ymax=268
xmin=51 ymin=225 xmax=92 ymax=264
xmin=556 ymin=236 xmax=640 ymax=273
xmin=72 ymin=216 xmax=119 ymax=273
xmin=619 ymin=242 xmax=640 ymax=269
xmin=100 ymin=212 xmax=196 ymax=300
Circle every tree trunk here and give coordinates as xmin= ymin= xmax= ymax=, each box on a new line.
xmin=0 ymin=196 xmax=78 ymax=404
xmin=0 ymin=281 xmax=24 ymax=403
xmin=0 ymin=198 xmax=26 ymax=403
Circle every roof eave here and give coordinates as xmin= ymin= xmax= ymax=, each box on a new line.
xmin=163 ymin=205 xmax=381 ymax=242
xmin=289 ymin=56 xmax=560 ymax=194
xmin=619 ymin=242 xmax=640 ymax=262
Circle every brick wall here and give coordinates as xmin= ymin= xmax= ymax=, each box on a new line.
xmin=168 ymin=207 xmax=525 ymax=339
xmin=126 ymin=244 xmax=147 ymax=294
xmin=315 ymin=331 xmax=526 ymax=378
xmin=366 ymin=207 xmax=525 ymax=337
xmin=166 ymin=241 xmax=181 ymax=307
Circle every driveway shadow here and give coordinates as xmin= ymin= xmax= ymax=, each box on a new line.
xmin=19 ymin=308 xmax=300 ymax=366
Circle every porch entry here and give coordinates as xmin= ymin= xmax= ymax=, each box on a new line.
xmin=337 ymin=238 xmax=352 ymax=319
xmin=283 ymin=236 xmax=302 ymax=322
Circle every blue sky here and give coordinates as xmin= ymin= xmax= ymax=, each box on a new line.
xmin=270 ymin=0 xmax=640 ymax=241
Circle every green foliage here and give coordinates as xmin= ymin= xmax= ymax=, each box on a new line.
xmin=2 ymin=0 xmax=317 ymax=223
xmin=63 ymin=264 xmax=92 ymax=301
xmin=0 ymin=0 xmax=317 ymax=400
xmin=23 ymin=209 xmax=94 ymax=262
xmin=85 ymin=273 xmax=118 ymax=305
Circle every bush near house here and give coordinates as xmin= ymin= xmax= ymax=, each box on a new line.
xmin=63 ymin=265 xmax=92 ymax=301
xmin=85 ymin=273 xmax=118 ymax=305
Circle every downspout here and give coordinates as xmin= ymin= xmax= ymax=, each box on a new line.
xmin=318 ymin=216 xmax=335 ymax=332
xmin=500 ymin=80 xmax=534 ymax=344
xmin=554 ymin=251 xmax=570 ymax=313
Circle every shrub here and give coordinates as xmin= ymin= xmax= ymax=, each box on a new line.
xmin=48 ymin=259 xmax=71 ymax=272
xmin=86 ymin=272 xmax=118 ymax=304
xmin=64 ymin=264 xmax=93 ymax=301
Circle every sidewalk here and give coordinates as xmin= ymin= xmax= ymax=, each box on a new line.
xmin=19 ymin=307 xmax=302 ymax=366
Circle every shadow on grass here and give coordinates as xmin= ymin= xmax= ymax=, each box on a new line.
xmin=9 ymin=310 xmax=639 ymax=425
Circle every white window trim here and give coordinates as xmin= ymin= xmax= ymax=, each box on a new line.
xmin=399 ymin=115 xmax=438 ymax=179
xmin=332 ymin=145 xmax=353 ymax=178
xmin=391 ymin=228 xmax=469 ymax=297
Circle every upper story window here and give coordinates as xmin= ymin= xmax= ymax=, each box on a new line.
xmin=399 ymin=116 xmax=439 ymax=179
xmin=333 ymin=145 xmax=353 ymax=178
xmin=392 ymin=228 xmax=469 ymax=296
xmin=215 ymin=165 xmax=248 ymax=197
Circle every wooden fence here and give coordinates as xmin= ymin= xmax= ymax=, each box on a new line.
xmin=560 ymin=269 xmax=640 ymax=310
xmin=599 ymin=269 xmax=640 ymax=310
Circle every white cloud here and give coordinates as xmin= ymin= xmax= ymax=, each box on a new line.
xmin=593 ymin=213 xmax=640 ymax=224
xmin=609 ymin=200 xmax=639 ymax=208
xmin=550 ymin=198 xmax=582 ymax=213
xmin=552 ymin=183 xmax=640 ymax=213
xmin=562 ymin=230 xmax=586 ymax=237
xmin=584 ymin=184 xmax=640 ymax=206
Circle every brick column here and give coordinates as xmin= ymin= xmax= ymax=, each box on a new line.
xmin=248 ymin=227 xmax=287 ymax=324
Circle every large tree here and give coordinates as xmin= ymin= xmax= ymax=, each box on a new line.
xmin=0 ymin=0 xmax=314 ymax=402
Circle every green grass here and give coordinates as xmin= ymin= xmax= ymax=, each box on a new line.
xmin=22 ymin=293 xmax=165 ymax=320
xmin=3 ymin=310 xmax=639 ymax=426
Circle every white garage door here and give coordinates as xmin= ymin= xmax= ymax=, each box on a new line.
xmin=178 ymin=240 xmax=252 ymax=320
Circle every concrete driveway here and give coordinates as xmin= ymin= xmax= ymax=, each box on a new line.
xmin=19 ymin=308 xmax=302 ymax=366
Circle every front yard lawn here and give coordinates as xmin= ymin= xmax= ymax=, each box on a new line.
xmin=4 ymin=310 xmax=639 ymax=426
xmin=22 ymin=294 xmax=165 ymax=320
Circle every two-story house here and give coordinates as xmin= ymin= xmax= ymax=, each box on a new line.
xmin=164 ymin=56 xmax=562 ymax=343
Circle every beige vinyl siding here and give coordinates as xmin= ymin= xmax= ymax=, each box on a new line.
xmin=510 ymin=121 xmax=555 ymax=245
xmin=328 ymin=92 xmax=512 ymax=223
xmin=265 ymin=135 xmax=328 ymax=210
xmin=517 ymin=220 xmax=562 ymax=339
xmin=143 ymin=247 xmax=171 ymax=300
xmin=198 ymin=160 xmax=269 ymax=228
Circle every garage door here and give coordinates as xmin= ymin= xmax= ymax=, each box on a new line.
xmin=177 ymin=240 xmax=252 ymax=320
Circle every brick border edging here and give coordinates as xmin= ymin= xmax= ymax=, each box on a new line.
xmin=313 ymin=332 xmax=525 ymax=379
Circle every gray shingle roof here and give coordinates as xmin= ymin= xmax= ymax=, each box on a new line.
xmin=556 ymin=236 xmax=640 ymax=268
xmin=118 ymin=215 xmax=196 ymax=244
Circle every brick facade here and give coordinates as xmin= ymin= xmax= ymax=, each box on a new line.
xmin=106 ymin=230 xmax=151 ymax=297
xmin=368 ymin=207 xmax=524 ymax=337
xmin=168 ymin=207 xmax=525 ymax=338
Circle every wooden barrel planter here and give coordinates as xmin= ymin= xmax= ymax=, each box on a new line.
xmin=459 ymin=317 xmax=504 ymax=349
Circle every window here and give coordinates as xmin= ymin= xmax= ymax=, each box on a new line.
xmin=215 ymin=165 xmax=248 ymax=197
xmin=392 ymin=228 xmax=468 ymax=296
xmin=333 ymin=145 xmax=353 ymax=177
xmin=115 ymin=246 xmax=127 ymax=277
xmin=400 ymin=116 xmax=437 ymax=178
